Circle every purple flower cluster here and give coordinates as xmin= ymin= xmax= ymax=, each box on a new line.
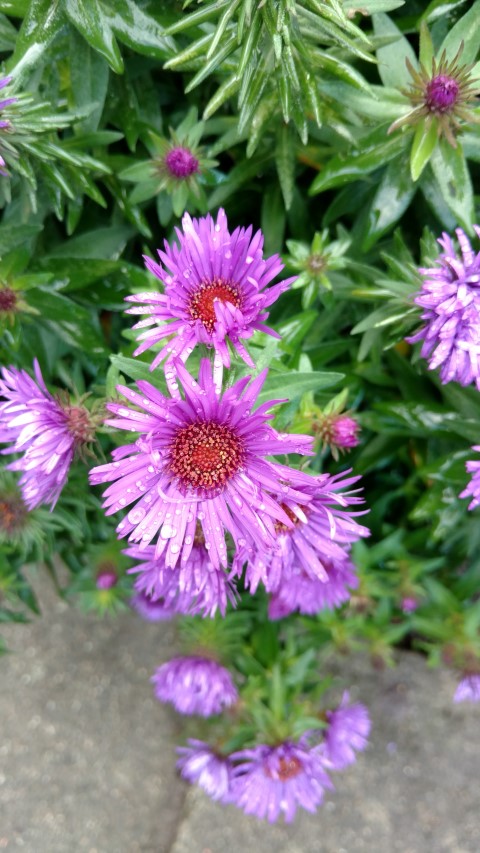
xmin=460 ymin=445 xmax=480 ymax=510
xmin=453 ymin=674 xmax=480 ymax=703
xmin=408 ymin=226 xmax=480 ymax=389
xmin=0 ymin=360 xmax=94 ymax=510
xmin=175 ymin=693 xmax=370 ymax=822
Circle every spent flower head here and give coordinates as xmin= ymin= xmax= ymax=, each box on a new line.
xmin=176 ymin=740 xmax=234 ymax=802
xmin=286 ymin=228 xmax=351 ymax=308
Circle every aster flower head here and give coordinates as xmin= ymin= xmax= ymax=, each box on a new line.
xmin=268 ymin=557 xmax=359 ymax=620
xmin=407 ymin=227 xmax=480 ymax=389
xmin=0 ymin=361 xmax=97 ymax=510
xmin=321 ymin=692 xmax=371 ymax=770
xmin=151 ymin=655 xmax=238 ymax=717
xmin=176 ymin=739 xmax=233 ymax=802
xmin=90 ymin=358 xmax=315 ymax=572
xmin=453 ymin=673 xmax=480 ymax=703
xmin=238 ymin=470 xmax=369 ymax=595
xmin=286 ymin=227 xmax=351 ymax=308
xmin=125 ymin=208 xmax=294 ymax=374
xmin=229 ymin=740 xmax=333 ymax=823
xmin=95 ymin=567 xmax=118 ymax=590
xmin=126 ymin=540 xmax=237 ymax=619
xmin=129 ymin=589 xmax=177 ymax=622
xmin=460 ymin=445 xmax=480 ymax=510
xmin=388 ymin=41 xmax=480 ymax=147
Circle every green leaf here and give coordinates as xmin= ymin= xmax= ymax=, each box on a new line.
xmin=418 ymin=20 xmax=434 ymax=68
xmin=0 ymin=12 xmax=17 ymax=50
xmin=439 ymin=0 xmax=480 ymax=64
xmin=343 ymin=0 xmax=405 ymax=12
xmin=25 ymin=288 xmax=107 ymax=355
xmin=258 ymin=371 xmax=344 ymax=405
xmin=64 ymin=0 xmax=123 ymax=74
xmin=309 ymin=126 xmax=407 ymax=194
xmin=421 ymin=0 xmax=469 ymax=25
xmin=372 ymin=13 xmax=418 ymax=88
xmin=430 ymin=140 xmax=474 ymax=231
xmin=362 ymin=153 xmax=416 ymax=249
xmin=44 ymin=226 xmax=133 ymax=260
xmin=7 ymin=0 xmax=65 ymax=81
xmin=275 ymin=124 xmax=295 ymax=210
xmin=110 ymin=354 xmax=163 ymax=386
xmin=69 ymin=30 xmax=109 ymax=133
xmin=410 ymin=118 xmax=438 ymax=181
xmin=103 ymin=0 xmax=175 ymax=59
xmin=0 ymin=224 xmax=42 ymax=255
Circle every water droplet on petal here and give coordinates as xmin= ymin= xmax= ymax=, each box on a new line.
xmin=170 ymin=543 xmax=180 ymax=554
xmin=161 ymin=523 xmax=176 ymax=539
xmin=128 ymin=507 xmax=147 ymax=524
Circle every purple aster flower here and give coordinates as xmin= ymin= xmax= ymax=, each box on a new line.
xmin=0 ymin=360 xmax=95 ymax=510
xmin=129 ymin=589 xmax=177 ymax=622
xmin=151 ymin=656 xmax=238 ymax=717
xmin=407 ymin=227 xmax=480 ymax=389
xmin=176 ymin=739 xmax=233 ymax=802
xmin=229 ymin=740 xmax=333 ymax=823
xmin=165 ymin=146 xmax=199 ymax=179
xmin=401 ymin=596 xmax=419 ymax=614
xmin=95 ymin=568 xmax=118 ymax=590
xmin=126 ymin=540 xmax=237 ymax=618
xmin=453 ymin=674 xmax=480 ymax=703
xmin=460 ymin=445 xmax=480 ymax=509
xmin=268 ymin=557 xmax=359 ymax=619
xmin=90 ymin=358 xmax=315 ymax=570
xmin=321 ymin=692 xmax=371 ymax=770
xmin=237 ymin=470 xmax=369 ymax=594
xmin=125 ymin=208 xmax=294 ymax=373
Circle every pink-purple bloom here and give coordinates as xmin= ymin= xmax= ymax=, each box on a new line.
xmin=425 ymin=75 xmax=459 ymax=112
xmin=90 ymin=358 xmax=315 ymax=570
xmin=176 ymin=740 xmax=233 ymax=801
xmin=152 ymin=656 xmax=238 ymax=717
xmin=460 ymin=445 xmax=480 ymax=510
xmin=238 ymin=470 xmax=369 ymax=594
xmin=229 ymin=740 xmax=333 ymax=823
xmin=125 ymin=208 xmax=293 ymax=372
xmin=321 ymin=692 xmax=371 ymax=770
xmin=0 ymin=360 xmax=93 ymax=510
xmin=129 ymin=589 xmax=177 ymax=622
xmin=0 ymin=76 xmax=16 ymax=176
xmin=268 ymin=557 xmax=359 ymax=619
xmin=407 ymin=227 xmax=480 ymax=389
xmin=95 ymin=569 xmax=118 ymax=590
xmin=165 ymin=146 xmax=199 ymax=178
xmin=453 ymin=674 xmax=480 ymax=703
xmin=126 ymin=542 xmax=237 ymax=618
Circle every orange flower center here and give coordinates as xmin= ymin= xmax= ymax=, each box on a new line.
xmin=188 ymin=278 xmax=241 ymax=333
xmin=169 ymin=421 xmax=244 ymax=491
xmin=265 ymin=756 xmax=303 ymax=781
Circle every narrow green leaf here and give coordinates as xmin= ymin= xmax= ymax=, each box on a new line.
xmin=69 ymin=30 xmax=109 ymax=133
xmin=257 ymin=371 xmax=344 ymax=405
xmin=440 ymin=0 xmax=480 ymax=63
xmin=372 ymin=13 xmax=418 ymax=88
xmin=430 ymin=140 xmax=474 ymax=231
xmin=103 ymin=0 xmax=176 ymax=59
xmin=309 ymin=127 xmax=407 ymax=194
xmin=363 ymin=154 xmax=416 ymax=250
xmin=410 ymin=118 xmax=438 ymax=181
xmin=64 ymin=0 xmax=123 ymax=74
xmin=275 ymin=124 xmax=295 ymax=210
xmin=7 ymin=0 xmax=65 ymax=80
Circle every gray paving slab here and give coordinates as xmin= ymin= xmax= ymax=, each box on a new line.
xmin=2 ymin=572 xmax=480 ymax=853
xmin=1 ymin=574 xmax=185 ymax=853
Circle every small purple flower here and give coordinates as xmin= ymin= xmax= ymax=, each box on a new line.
xmin=460 ymin=445 xmax=480 ymax=509
xmin=126 ymin=540 xmax=237 ymax=618
xmin=176 ymin=739 xmax=233 ymax=801
xmin=238 ymin=470 xmax=369 ymax=594
xmin=425 ymin=75 xmax=459 ymax=112
xmin=125 ymin=208 xmax=293 ymax=371
xmin=90 ymin=358 xmax=315 ymax=570
xmin=96 ymin=569 xmax=118 ymax=590
xmin=453 ymin=674 xmax=480 ymax=703
xmin=165 ymin=146 xmax=199 ymax=179
xmin=268 ymin=557 xmax=359 ymax=619
xmin=151 ymin=656 xmax=238 ymax=717
xmin=407 ymin=227 xmax=480 ymax=389
xmin=229 ymin=740 xmax=333 ymax=823
xmin=401 ymin=596 xmax=419 ymax=614
xmin=331 ymin=415 xmax=360 ymax=449
xmin=129 ymin=589 xmax=177 ymax=622
xmin=0 ymin=361 xmax=94 ymax=510
xmin=322 ymin=692 xmax=371 ymax=770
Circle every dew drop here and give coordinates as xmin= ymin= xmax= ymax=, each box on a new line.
xmin=170 ymin=543 xmax=180 ymax=554
xmin=128 ymin=507 xmax=147 ymax=524
xmin=147 ymin=466 xmax=155 ymax=474
xmin=184 ymin=535 xmax=192 ymax=546
xmin=161 ymin=523 xmax=177 ymax=539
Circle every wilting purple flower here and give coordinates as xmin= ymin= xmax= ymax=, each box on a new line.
xmin=176 ymin=740 xmax=233 ymax=801
xmin=229 ymin=740 xmax=333 ymax=823
xmin=238 ymin=470 xmax=369 ymax=594
xmin=0 ymin=361 xmax=94 ymax=510
xmin=90 ymin=358 xmax=315 ymax=570
xmin=126 ymin=541 xmax=237 ymax=619
xmin=152 ymin=656 xmax=238 ymax=717
xmin=460 ymin=445 xmax=480 ymax=510
xmin=322 ymin=692 xmax=371 ymax=770
xmin=125 ymin=208 xmax=293 ymax=371
xmin=165 ymin=146 xmax=199 ymax=179
xmin=407 ymin=227 xmax=480 ymax=389
xmin=453 ymin=674 xmax=480 ymax=703
xmin=129 ymin=589 xmax=177 ymax=622
xmin=268 ymin=557 xmax=359 ymax=619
